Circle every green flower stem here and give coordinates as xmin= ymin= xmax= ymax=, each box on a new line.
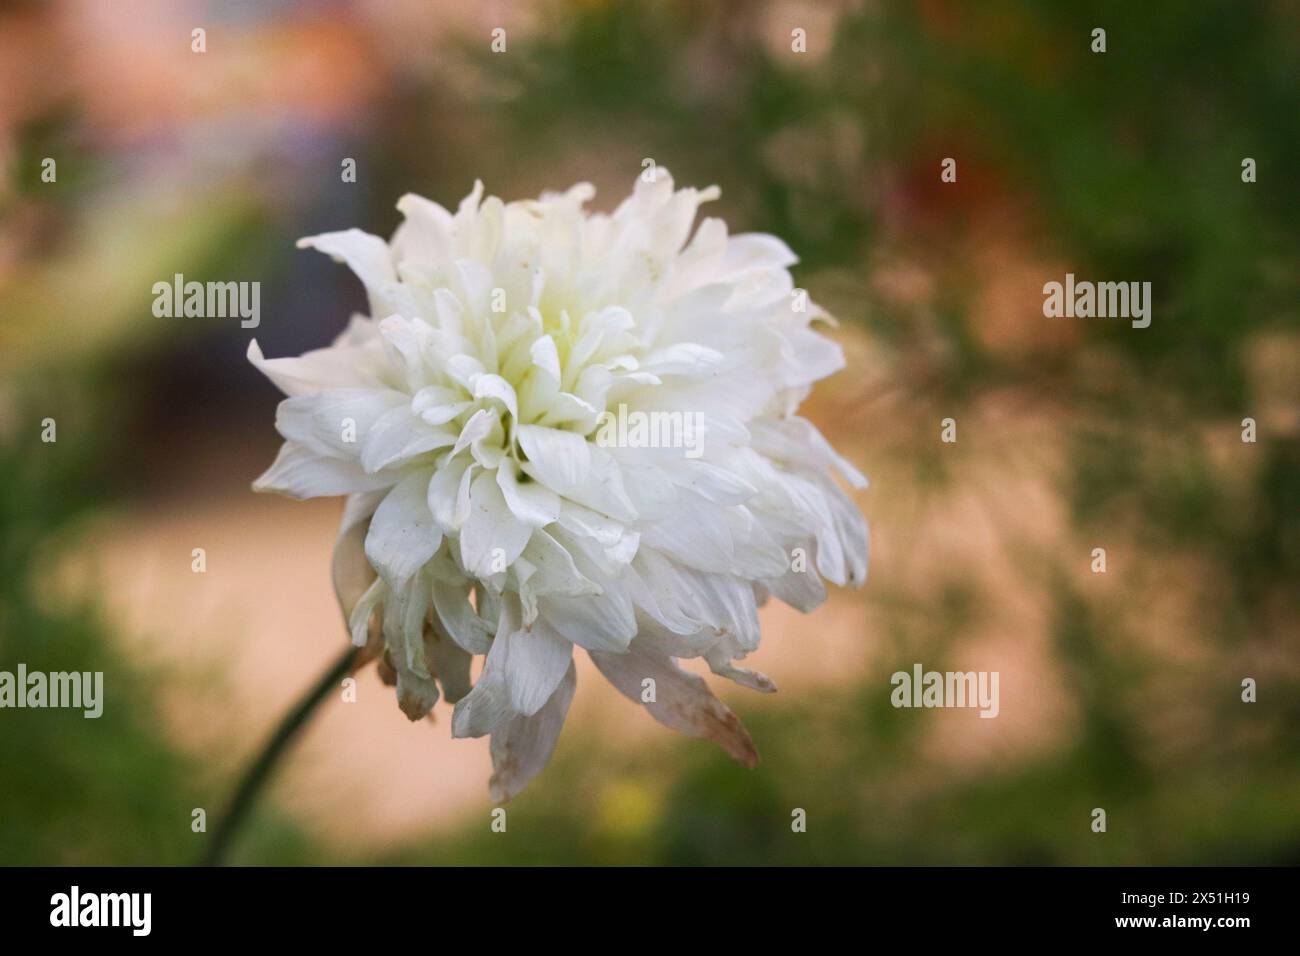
xmin=201 ymin=644 xmax=361 ymax=866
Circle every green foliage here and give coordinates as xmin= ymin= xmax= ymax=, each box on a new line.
xmin=0 ymin=380 xmax=199 ymax=864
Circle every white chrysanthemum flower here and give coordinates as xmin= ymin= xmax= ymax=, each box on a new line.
xmin=250 ymin=171 xmax=868 ymax=800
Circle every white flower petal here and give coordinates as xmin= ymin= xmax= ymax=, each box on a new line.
xmin=450 ymin=605 xmax=517 ymax=738
xmin=393 ymin=193 xmax=455 ymax=264
xmin=412 ymin=384 xmax=474 ymax=425
xmin=517 ymin=425 xmax=636 ymax=521
xmin=333 ymin=489 xmax=385 ymax=646
xmin=721 ymin=232 xmax=798 ymax=276
xmin=529 ymin=334 xmax=562 ymax=381
xmin=451 ymin=407 xmax=497 ymax=458
xmin=496 ymin=462 xmax=561 ymax=527
xmin=538 ymin=565 xmax=636 ymax=654
xmin=348 ymin=576 xmax=386 ymax=648
xmin=704 ymin=648 xmax=777 ymax=694
xmin=471 ymin=373 xmax=519 ymax=422
xmin=515 ymin=423 xmax=589 ymax=489
xmin=298 ymin=229 xmax=411 ymax=318
xmin=427 ymin=455 xmax=472 ymax=531
xmin=431 ymin=580 xmax=492 ymax=654
xmin=497 ymin=617 xmax=573 ymax=717
xmin=360 ymin=406 xmax=456 ymax=473
xmin=639 ymin=490 xmax=735 ymax=572
xmin=364 ymin=472 xmax=442 ymax=587
xmin=459 ymin=469 xmax=532 ymax=577
xmin=248 ymin=339 xmax=379 ymax=397
xmin=674 ymin=459 xmax=757 ymax=506
xmin=639 ymin=342 xmax=727 ymax=376
xmin=253 ymin=442 xmax=392 ymax=499
xmin=276 ymin=388 xmax=406 ymax=458
xmin=488 ymin=661 xmax=576 ymax=802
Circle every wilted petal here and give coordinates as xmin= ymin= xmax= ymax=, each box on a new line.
xmin=589 ymin=643 xmax=759 ymax=767
xmin=432 ymin=580 xmax=492 ymax=654
xmin=427 ymin=630 xmax=473 ymax=703
xmin=498 ymin=618 xmax=573 ymax=717
xmin=488 ymin=661 xmax=576 ymax=802
xmin=333 ymin=490 xmax=385 ymax=660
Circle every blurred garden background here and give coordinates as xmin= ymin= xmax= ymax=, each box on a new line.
xmin=1 ymin=0 xmax=1297 ymax=865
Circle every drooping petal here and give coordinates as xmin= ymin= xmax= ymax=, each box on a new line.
xmin=332 ymin=489 xmax=385 ymax=659
xmin=427 ymin=630 xmax=473 ymax=703
xmin=488 ymin=661 xmax=576 ymax=802
xmin=539 ymin=582 xmax=636 ymax=654
xmin=704 ymin=644 xmax=777 ymax=694
xmin=431 ymin=580 xmax=492 ymax=654
xmin=589 ymin=643 xmax=759 ymax=767
xmin=450 ymin=610 xmax=516 ymax=738
xmin=498 ymin=617 xmax=573 ymax=717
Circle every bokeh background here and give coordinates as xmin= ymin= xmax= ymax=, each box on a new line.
xmin=1 ymin=0 xmax=1298 ymax=866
